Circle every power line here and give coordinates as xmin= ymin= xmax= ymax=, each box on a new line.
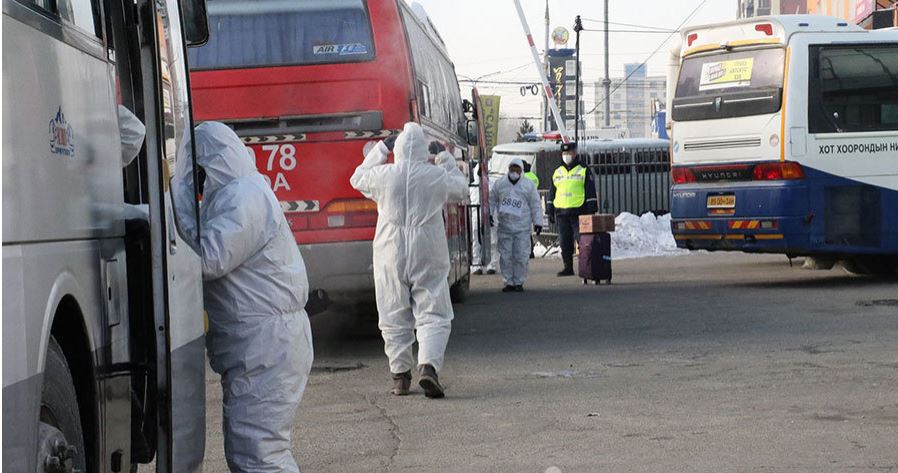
xmin=581 ymin=28 xmax=676 ymax=34
xmin=580 ymin=19 xmax=678 ymax=32
xmin=585 ymin=0 xmax=708 ymax=116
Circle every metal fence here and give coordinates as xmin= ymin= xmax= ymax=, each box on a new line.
xmin=534 ymin=139 xmax=671 ymax=217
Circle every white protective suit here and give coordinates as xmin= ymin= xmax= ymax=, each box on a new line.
xmin=489 ymin=158 xmax=544 ymax=286
xmin=118 ymin=105 xmax=146 ymax=166
xmin=350 ymin=122 xmax=468 ymax=374
xmin=173 ymin=122 xmax=313 ymax=473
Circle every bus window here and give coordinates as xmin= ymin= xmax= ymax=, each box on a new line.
xmin=673 ymin=48 xmax=785 ymax=121
xmin=188 ymin=0 xmax=375 ymax=70
xmin=400 ymin=4 xmax=464 ymax=136
xmin=59 ymin=0 xmax=100 ymax=37
xmin=809 ymin=45 xmax=898 ymax=133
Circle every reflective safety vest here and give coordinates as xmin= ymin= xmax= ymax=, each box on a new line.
xmin=525 ymin=171 xmax=539 ymax=188
xmin=552 ymin=165 xmax=586 ymax=209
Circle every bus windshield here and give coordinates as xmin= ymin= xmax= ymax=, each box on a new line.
xmin=673 ymin=48 xmax=785 ymax=121
xmin=188 ymin=0 xmax=375 ymax=70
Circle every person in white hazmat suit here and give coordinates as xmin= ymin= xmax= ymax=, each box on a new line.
xmin=489 ymin=158 xmax=544 ymax=292
xmin=173 ymin=122 xmax=313 ymax=472
xmin=350 ymin=122 xmax=468 ymax=398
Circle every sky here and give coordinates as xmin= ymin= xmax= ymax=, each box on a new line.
xmin=408 ymin=0 xmax=738 ymax=128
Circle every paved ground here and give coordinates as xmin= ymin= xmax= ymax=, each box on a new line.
xmin=199 ymin=253 xmax=898 ymax=473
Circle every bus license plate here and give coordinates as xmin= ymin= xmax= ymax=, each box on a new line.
xmin=707 ymin=194 xmax=736 ymax=209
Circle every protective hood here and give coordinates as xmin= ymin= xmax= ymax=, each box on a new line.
xmin=393 ymin=122 xmax=429 ymax=164
xmin=508 ymin=157 xmax=524 ymax=172
xmin=193 ymin=121 xmax=258 ymax=196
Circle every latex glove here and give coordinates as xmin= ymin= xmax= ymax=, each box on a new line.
xmin=534 ymin=225 xmax=543 ymax=235
xmin=361 ymin=141 xmax=390 ymax=168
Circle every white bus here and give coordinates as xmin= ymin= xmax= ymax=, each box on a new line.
xmin=3 ymin=0 xmax=209 ymax=470
xmin=667 ymin=15 xmax=898 ymax=273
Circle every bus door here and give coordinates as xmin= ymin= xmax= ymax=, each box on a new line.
xmin=136 ymin=0 xmax=208 ymax=470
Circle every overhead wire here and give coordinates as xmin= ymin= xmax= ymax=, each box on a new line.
xmin=584 ymin=0 xmax=708 ymax=116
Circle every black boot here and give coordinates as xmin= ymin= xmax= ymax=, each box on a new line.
xmin=557 ymin=256 xmax=575 ymax=276
xmin=391 ymin=371 xmax=412 ymax=396
xmin=418 ymin=364 xmax=445 ymax=399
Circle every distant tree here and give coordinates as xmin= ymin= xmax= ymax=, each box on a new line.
xmin=515 ymin=119 xmax=535 ymax=142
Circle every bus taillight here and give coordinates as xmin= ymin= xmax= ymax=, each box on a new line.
xmin=672 ymin=167 xmax=697 ymax=184
xmin=752 ymin=162 xmax=804 ymax=181
xmin=320 ymin=199 xmax=378 ymax=229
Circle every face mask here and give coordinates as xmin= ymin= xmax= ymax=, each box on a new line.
xmin=562 ymin=154 xmax=574 ymax=165
xmin=508 ymin=171 xmax=521 ymax=182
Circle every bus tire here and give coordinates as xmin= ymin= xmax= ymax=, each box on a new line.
xmin=841 ymin=256 xmax=897 ymax=276
xmin=39 ymin=337 xmax=87 ymax=473
xmin=450 ymin=274 xmax=470 ymax=303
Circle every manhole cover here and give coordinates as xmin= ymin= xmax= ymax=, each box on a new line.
xmin=857 ymin=299 xmax=898 ymax=307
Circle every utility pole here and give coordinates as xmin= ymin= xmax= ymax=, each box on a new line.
xmin=602 ymin=0 xmax=611 ymax=127
xmin=544 ymin=0 xmax=550 ymax=133
xmin=574 ymin=15 xmax=583 ymax=142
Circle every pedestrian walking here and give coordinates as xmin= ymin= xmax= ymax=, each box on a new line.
xmin=350 ymin=122 xmax=468 ymax=398
xmin=490 ymin=158 xmax=544 ymax=292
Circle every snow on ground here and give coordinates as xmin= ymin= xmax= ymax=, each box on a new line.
xmin=611 ymin=212 xmax=688 ymax=260
xmin=534 ymin=212 xmax=688 ymax=260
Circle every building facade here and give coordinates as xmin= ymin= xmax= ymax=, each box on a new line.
xmin=593 ymin=64 xmax=666 ymax=138
xmin=739 ymin=0 xmax=897 ymax=26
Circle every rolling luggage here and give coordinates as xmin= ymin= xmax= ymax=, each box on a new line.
xmin=578 ymin=232 xmax=612 ymax=285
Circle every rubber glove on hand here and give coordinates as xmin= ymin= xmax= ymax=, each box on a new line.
xmin=534 ymin=225 xmax=543 ymax=235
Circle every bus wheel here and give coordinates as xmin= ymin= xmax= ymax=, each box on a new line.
xmin=841 ymin=257 xmax=897 ymax=276
xmin=38 ymin=337 xmax=86 ymax=473
xmin=450 ymin=275 xmax=470 ymax=303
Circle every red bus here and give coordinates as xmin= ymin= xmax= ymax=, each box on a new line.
xmin=188 ymin=0 xmax=485 ymax=308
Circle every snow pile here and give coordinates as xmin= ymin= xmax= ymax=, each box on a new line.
xmin=533 ymin=212 xmax=686 ymax=260
xmin=612 ymin=212 xmax=686 ymax=260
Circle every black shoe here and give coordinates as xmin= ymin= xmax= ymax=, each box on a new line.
xmin=502 ymin=285 xmax=515 ymax=292
xmin=514 ymin=285 xmax=524 ymax=292
xmin=473 ymin=268 xmax=483 ymax=275
xmin=486 ymin=269 xmax=497 ymax=275
xmin=418 ymin=364 xmax=445 ymax=399
xmin=391 ymin=371 xmax=412 ymax=396
xmin=557 ymin=267 xmax=575 ymax=277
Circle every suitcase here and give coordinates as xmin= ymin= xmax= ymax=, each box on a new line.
xmin=578 ymin=232 xmax=612 ymax=285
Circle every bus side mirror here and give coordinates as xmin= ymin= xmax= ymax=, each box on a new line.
xmin=466 ymin=120 xmax=479 ymax=146
xmin=182 ymin=0 xmax=210 ymax=47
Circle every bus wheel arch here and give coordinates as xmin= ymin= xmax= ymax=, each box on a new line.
xmin=44 ymin=297 xmax=98 ymax=472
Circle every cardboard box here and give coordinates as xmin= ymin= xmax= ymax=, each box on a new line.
xmin=579 ymin=214 xmax=615 ymax=234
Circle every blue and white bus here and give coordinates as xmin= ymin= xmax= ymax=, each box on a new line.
xmin=667 ymin=15 xmax=898 ymax=273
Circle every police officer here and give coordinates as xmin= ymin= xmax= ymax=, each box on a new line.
xmin=523 ymin=161 xmax=539 ymax=188
xmin=547 ymin=142 xmax=597 ymax=276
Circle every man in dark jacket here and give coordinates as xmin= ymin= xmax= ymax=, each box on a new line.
xmin=547 ymin=142 xmax=598 ymax=276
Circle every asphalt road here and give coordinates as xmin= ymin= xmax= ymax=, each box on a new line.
xmin=199 ymin=253 xmax=898 ymax=473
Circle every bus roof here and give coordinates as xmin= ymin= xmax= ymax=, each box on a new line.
xmin=681 ymin=15 xmax=865 ymax=56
